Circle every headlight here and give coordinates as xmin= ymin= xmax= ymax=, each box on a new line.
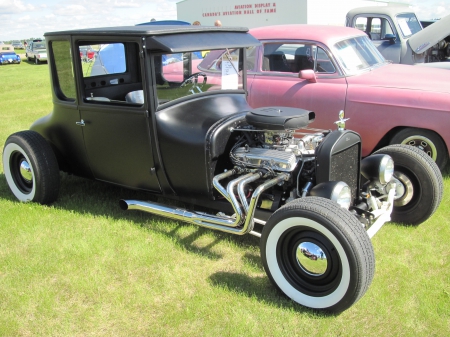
xmin=361 ymin=154 xmax=394 ymax=185
xmin=309 ymin=181 xmax=352 ymax=209
xmin=381 ymin=156 xmax=394 ymax=184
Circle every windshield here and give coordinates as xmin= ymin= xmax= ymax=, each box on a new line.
xmin=155 ymin=48 xmax=244 ymax=107
xmin=396 ymin=13 xmax=422 ymax=38
xmin=332 ymin=36 xmax=386 ymax=75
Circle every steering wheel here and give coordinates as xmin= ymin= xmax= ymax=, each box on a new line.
xmin=180 ymin=72 xmax=207 ymax=93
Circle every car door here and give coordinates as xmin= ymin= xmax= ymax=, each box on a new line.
xmin=247 ymin=42 xmax=347 ymax=130
xmin=76 ymin=40 xmax=161 ymax=193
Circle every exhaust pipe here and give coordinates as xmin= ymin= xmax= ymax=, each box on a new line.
xmin=120 ymin=172 xmax=288 ymax=235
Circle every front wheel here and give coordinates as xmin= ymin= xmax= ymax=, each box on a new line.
xmin=261 ymin=197 xmax=374 ymax=313
xmin=374 ymin=145 xmax=443 ymax=225
xmin=34 ymin=57 xmax=39 ymax=64
xmin=3 ymin=131 xmax=60 ymax=204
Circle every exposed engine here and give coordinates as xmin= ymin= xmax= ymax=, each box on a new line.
xmin=428 ymin=39 xmax=450 ymax=62
xmin=230 ymin=129 xmax=325 ymax=173
xmin=121 ymin=108 xmax=398 ymax=241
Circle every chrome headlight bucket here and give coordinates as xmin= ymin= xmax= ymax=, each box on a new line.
xmin=361 ymin=154 xmax=394 ymax=185
xmin=309 ymin=181 xmax=352 ymax=209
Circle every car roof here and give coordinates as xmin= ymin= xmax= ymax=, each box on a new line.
xmin=44 ymin=25 xmax=248 ymax=37
xmin=249 ymin=24 xmax=366 ymax=46
xmin=346 ymin=6 xmax=416 ymax=18
xmin=44 ymin=25 xmax=261 ymax=53
xmin=0 ymin=44 xmax=14 ymax=51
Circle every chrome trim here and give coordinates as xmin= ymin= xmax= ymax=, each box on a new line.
xmin=366 ymin=182 xmax=396 ymax=238
xmin=19 ymin=160 xmax=33 ymax=182
xmin=392 ymin=172 xmax=414 ymax=206
xmin=120 ymin=171 xmax=288 ymax=235
xmin=238 ymin=172 xmax=262 ymax=212
xmin=296 ymin=242 xmax=327 ymax=276
xmin=334 ymin=110 xmax=349 ymax=131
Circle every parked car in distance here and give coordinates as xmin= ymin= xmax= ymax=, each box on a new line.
xmin=346 ymin=6 xmax=450 ymax=66
xmin=11 ymin=40 xmax=24 ymax=49
xmin=79 ymin=45 xmax=95 ymax=62
xmin=0 ymin=44 xmax=21 ymax=64
xmin=2 ymin=24 xmax=443 ymax=313
xmin=26 ymin=39 xmax=47 ymax=64
xmin=247 ymin=24 xmax=450 ymax=170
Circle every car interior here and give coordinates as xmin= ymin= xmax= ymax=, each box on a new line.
xmin=79 ymin=42 xmax=144 ymax=105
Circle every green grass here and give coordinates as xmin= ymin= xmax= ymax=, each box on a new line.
xmin=1 ymin=62 xmax=449 ymax=336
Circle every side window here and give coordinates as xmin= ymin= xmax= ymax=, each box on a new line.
xmin=246 ymin=46 xmax=257 ymax=71
xmin=354 ymin=17 xmax=394 ymax=41
xmin=379 ymin=18 xmax=394 ymax=39
xmin=79 ymin=42 xmax=143 ymax=105
xmin=262 ymin=43 xmax=335 ymax=74
xmin=370 ymin=18 xmax=382 ymax=40
xmin=355 ymin=17 xmax=368 ymax=32
xmin=50 ymin=40 xmax=76 ymax=101
xmin=81 ymin=43 xmax=126 ymax=77
xmin=262 ymin=43 xmax=299 ymax=72
xmin=369 ymin=18 xmax=394 ymax=40
xmin=316 ymin=47 xmax=336 ymax=73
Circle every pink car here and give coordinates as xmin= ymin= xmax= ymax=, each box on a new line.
xmin=248 ymin=25 xmax=449 ymax=170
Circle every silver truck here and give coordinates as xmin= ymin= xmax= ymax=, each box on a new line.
xmin=25 ymin=40 xmax=47 ymax=64
xmin=346 ymin=6 xmax=450 ymax=68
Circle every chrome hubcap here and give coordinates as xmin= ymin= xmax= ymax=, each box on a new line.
xmin=392 ymin=172 xmax=413 ymax=206
xmin=401 ymin=135 xmax=437 ymax=161
xmin=296 ymin=242 xmax=327 ymax=276
xmin=19 ymin=159 xmax=33 ymax=182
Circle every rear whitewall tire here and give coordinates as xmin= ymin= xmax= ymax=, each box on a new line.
xmin=3 ymin=143 xmax=36 ymax=201
xmin=3 ymin=131 xmax=60 ymax=204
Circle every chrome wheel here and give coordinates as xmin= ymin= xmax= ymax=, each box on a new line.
xmin=391 ymin=172 xmax=414 ymax=207
xmin=296 ymin=242 xmax=327 ymax=276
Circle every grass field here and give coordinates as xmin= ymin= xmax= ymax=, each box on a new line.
xmin=1 ymin=61 xmax=449 ymax=336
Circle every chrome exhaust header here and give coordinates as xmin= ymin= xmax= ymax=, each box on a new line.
xmin=120 ymin=171 xmax=288 ymax=235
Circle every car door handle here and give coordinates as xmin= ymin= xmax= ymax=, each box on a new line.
xmin=76 ymin=119 xmax=85 ymax=126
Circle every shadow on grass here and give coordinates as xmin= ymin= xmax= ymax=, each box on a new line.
xmin=0 ymin=171 xmax=260 ymax=261
xmin=208 ymin=271 xmax=334 ymax=316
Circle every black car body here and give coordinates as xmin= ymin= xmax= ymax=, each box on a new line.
xmin=3 ymin=25 xmax=443 ymax=313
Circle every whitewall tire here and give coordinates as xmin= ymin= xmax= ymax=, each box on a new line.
xmin=260 ymin=197 xmax=374 ymax=313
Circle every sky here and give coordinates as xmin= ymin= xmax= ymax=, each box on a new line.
xmin=0 ymin=0 xmax=449 ymax=41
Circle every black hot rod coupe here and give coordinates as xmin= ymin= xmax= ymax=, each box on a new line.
xmin=2 ymin=25 xmax=443 ymax=313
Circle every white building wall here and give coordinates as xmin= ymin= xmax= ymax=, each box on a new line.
xmin=176 ymin=0 xmax=404 ymax=28
xmin=177 ymin=0 xmax=307 ymax=28
xmin=307 ymin=0 xmax=387 ymax=26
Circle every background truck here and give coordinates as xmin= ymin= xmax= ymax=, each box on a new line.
xmin=346 ymin=6 xmax=450 ymax=66
xmin=25 ymin=39 xmax=47 ymax=64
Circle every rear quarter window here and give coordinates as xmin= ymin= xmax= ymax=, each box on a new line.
xmin=50 ymin=40 xmax=76 ymax=101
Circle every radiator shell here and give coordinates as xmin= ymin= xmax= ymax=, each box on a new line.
xmin=315 ymin=130 xmax=362 ymax=204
